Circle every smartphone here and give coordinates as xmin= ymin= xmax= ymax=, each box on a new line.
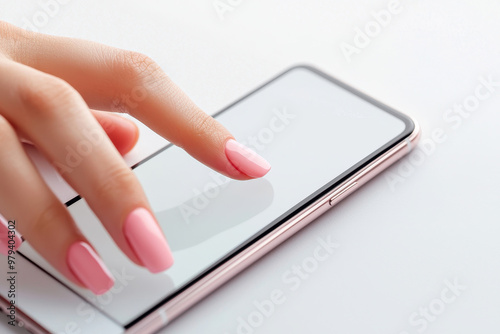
xmin=0 ymin=66 xmax=419 ymax=333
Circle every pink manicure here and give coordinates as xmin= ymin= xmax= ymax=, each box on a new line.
xmin=67 ymin=242 xmax=115 ymax=295
xmin=123 ymin=208 xmax=174 ymax=273
xmin=0 ymin=218 xmax=22 ymax=256
xmin=225 ymin=139 xmax=271 ymax=178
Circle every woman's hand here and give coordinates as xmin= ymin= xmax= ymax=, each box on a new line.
xmin=0 ymin=21 xmax=270 ymax=295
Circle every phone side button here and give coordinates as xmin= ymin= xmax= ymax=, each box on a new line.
xmin=329 ymin=181 xmax=358 ymax=206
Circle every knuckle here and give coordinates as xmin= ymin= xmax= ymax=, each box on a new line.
xmin=0 ymin=20 xmax=11 ymax=32
xmin=0 ymin=21 xmax=37 ymax=61
xmin=0 ymin=20 xmax=31 ymax=38
xmin=115 ymin=51 xmax=162 ymax=85
xmin=0 ymin=20 xmax=27 ymax=39
xmin=94 ymin=166 xmax=138 ymax=202
xmin=17 ymin=75 xmax=77 ymax=119
xmin=0 ymin=21 xmax=14 ymax=41
xmin=28 ymin=201 xmax=66 ymax=240
xmin=189 ymin=112 xmax=219 ymax=139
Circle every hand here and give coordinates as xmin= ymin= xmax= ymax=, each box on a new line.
xmin=0 ymin=21 xmax=270 ymax=295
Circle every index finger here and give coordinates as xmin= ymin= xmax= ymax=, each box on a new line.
xmin=6 ymin=24 xmax=271 ymax=179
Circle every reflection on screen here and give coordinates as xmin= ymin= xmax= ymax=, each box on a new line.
xmin=20 ymin=67 xmax=407 ymax=324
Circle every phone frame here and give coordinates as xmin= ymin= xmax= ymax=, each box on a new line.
xmin=1 ymin=65 xmax=420 ymax=333
xmin=125 ymin=65 xmax=421 ymax=333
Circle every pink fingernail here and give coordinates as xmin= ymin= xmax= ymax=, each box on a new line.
xmin=123 ymin=208 xmax=174 ymax=273
xmin=225 ymin=139 xmax=271 ymax=178
xmin=67 ymin=241 xmax=115 ymax=295
xmin=0 ymin=218 xmax=22 ymax=256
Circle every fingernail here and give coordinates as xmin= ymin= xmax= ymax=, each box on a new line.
xmin=0 ymin=218 xmax=22 ymax=256
xmin=225 ymin=139 xmax=271 ymax=178
xmin=67 ymin=241 xmax=115 ymax=295
xmin=123 ymin=208 xmax=174 ymax=273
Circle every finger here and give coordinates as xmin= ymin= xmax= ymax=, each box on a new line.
xmin=7 ymin=27 xmax=271 ymax=179
xmin=17 ymin=110 xmax=139 ymax=155
xmin=0 ymin=115 xmax=114 ymax=295
xmin=0 ymin=58 xmax=174 ymax=273
xmin=91 ymin=110 xmax=139 ymax=155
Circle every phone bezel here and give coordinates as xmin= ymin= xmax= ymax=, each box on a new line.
xmin=125 ymin=65 xmax=416 ymax=329
xmin=19 ymin=65 xmax=417 ymax=331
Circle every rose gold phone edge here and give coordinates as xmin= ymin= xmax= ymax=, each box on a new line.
xmin=127 ymin=120 xmax=421 ymax=334
xmin=0 ymin=65 xmax=421 ymax=333
xmin=1 ymin=120 xmax=420 ymax=334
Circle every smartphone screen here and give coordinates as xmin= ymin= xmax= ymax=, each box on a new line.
xmin=19 ymin=66 xmax=413 ymax=327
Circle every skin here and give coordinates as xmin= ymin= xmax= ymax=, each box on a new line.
xmin=0 ymin=21 xmax=258 ymax=290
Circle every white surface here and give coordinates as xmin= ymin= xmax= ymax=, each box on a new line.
xmin=1 ymin=0 xmax=500 ymax=333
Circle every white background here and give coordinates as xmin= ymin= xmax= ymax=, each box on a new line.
xmin=1 ymin=0 xmax=499 ymax=333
